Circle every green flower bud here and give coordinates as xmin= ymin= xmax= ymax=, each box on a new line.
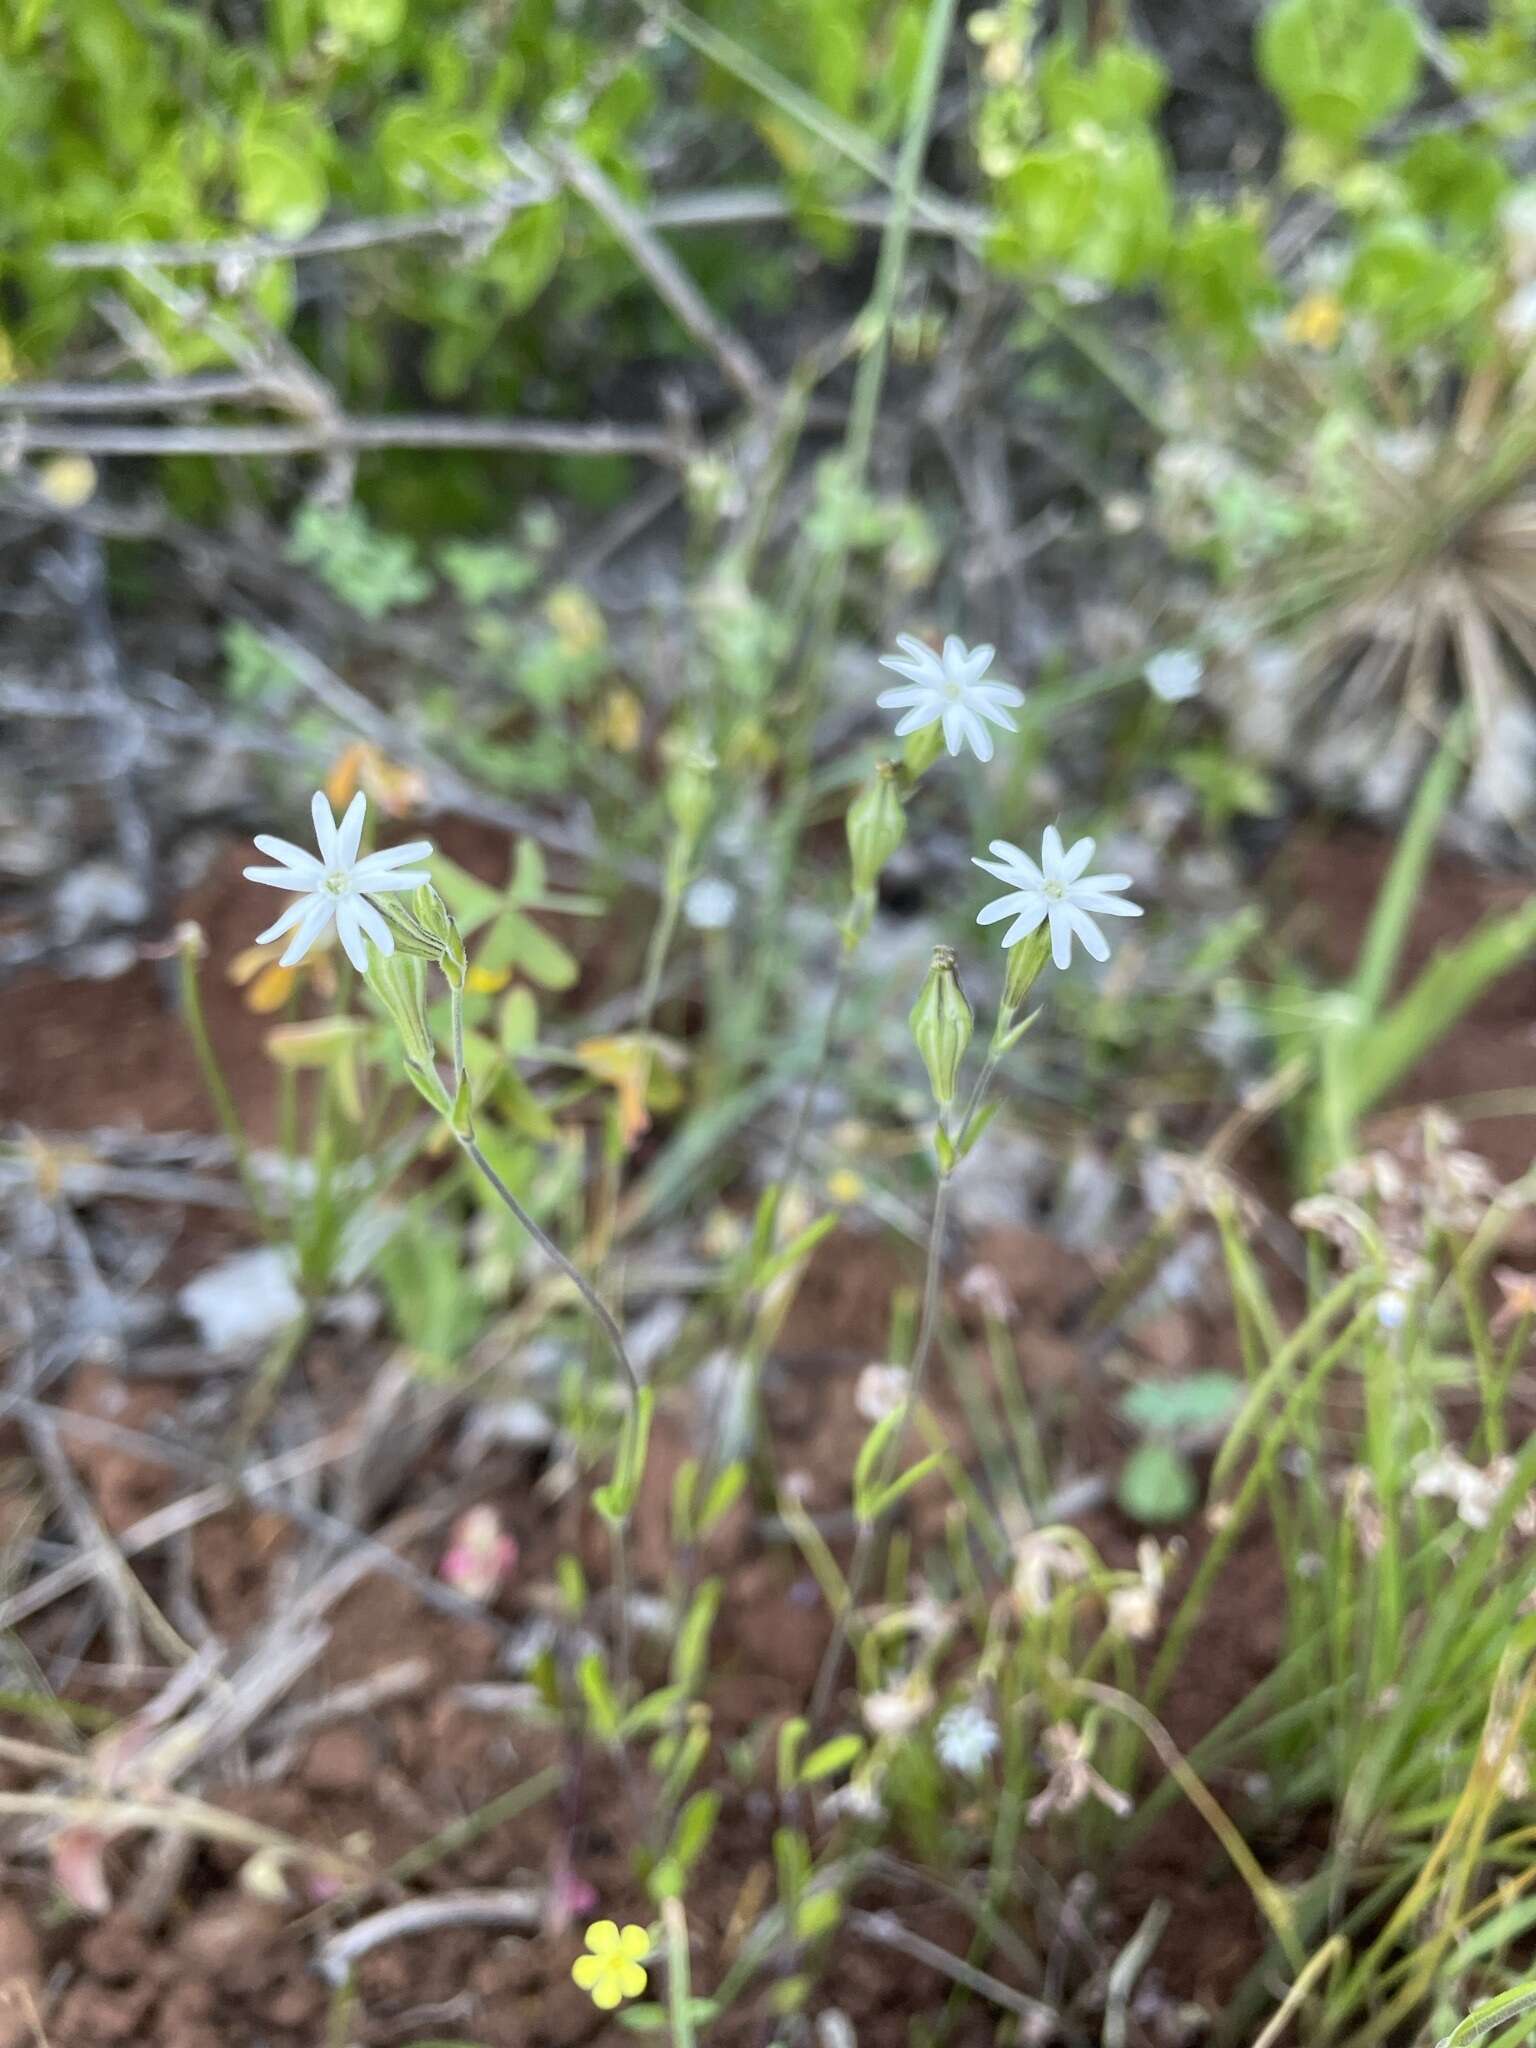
xmin=846 ymin=760 xmax=906 ymax=896
xmin=664 ymin=733 xmax=717 ymax=854
xmin=909 ymin=946 xmax=973 ymax=1108
xmin=411 ymin=883 xmax=468 ymax=990
xmin=375 ymin=891 xmax=444 ymax=961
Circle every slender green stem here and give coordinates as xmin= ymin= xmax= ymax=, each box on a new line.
xmin=775 ymin=940 xmax=855 ymax=1205
xmin=809 ymin=1162 xmax=953 ymax=1724
xmin=450 ymin=982 xmax=466 ymax=1090
xmin=663 ymin=1896 xmax=697 ymax=2048
xmin=177 ymin=927 xmax=274 ymax=1236
xmin=639 ymin=852 xmax=687 ymax=1035
xmin=458 ymin=1136 xmax=641 ymax=1406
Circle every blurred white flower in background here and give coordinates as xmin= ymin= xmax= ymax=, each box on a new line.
xmin=1145 ymin=647 xmax=1204 ymax=703
xmin=974 ymin=825 xmax=1143 ymax=969
xmin=935 ymin=1699 xmax=999 ymax=1776
xmin=244 ymin=791 xmax=433 ymax=973
xmin=877 ymin=633 xmax=1025 ymax=762
xmin=683 ymin=876 xmax=739 ymax=930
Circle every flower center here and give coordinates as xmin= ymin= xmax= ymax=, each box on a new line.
xmin=944 ymin=679 xmax=963 ymax=699
xmin=322 ymin=871 xmax=354 ymax=897
xmin=1044 ymin=880 xmax=1064 ymax=900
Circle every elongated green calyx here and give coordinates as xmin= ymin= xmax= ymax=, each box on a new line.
xmin=903 ymin=718 xmax=945 ymax=781
xmin=1001 ymin=924 xmax=1051 ymax=1013
xmin=368 ymin=950 xmax=436 ymax=1071
xmin=910 ymin=945 xmax=973 ymax=1108
xmin=411 ymin=883 xmax=468 ymax=989
xmin=664 ymin=734 xmax=717 ymax=856
xmin=847 ymin=759 xmax=906 ymax=896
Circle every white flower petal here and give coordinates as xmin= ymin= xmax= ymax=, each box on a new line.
xmin=1076 ymin=871 xmax=1134 ymax=893
xmin=354 ymin=869 xmax=433 ymax=895
xmin=956 ymin=642 xmax=996 ymax=685
xmin=972 ymin=856 xmax=1024 ymax=886
xmin=351 ymin=895 xmax=395 ymax=959
xmin=875 ymin=684 xmax=933 ymax=709
xmin=255 ymin=897 xmax=315 ymax=945
xmin=942 ymin=633 xmax=970 ymax=669
xmin=361 ymin=838 xmax=435 ymax=869
xmin=1041 ymin=825 xmax=1066 ymax=880
xmin=962 ymin=709 xmax=994 ymax=762
xmin=1004 ymin=899 xmax=1050 ymax=944
xmin=977 ymin=701 xmax=1019 ymax=735
xmin=279 ymin=896 xmax=335 ymax=967
xmin=894 ymin=704 xmax=940 ymax=736
xmin=311 ymin=791 xmax=339 ymax=865
xmin=1065 ymin=905 xmax=1110 ymax=961
xmin=894 ymin=632 xmax=941 ymax=669
xmin=336 ymin=791 xmax=368 ymax=869
xmin=1069 ymin=890 xmax=1143 ymax=917
xmin=941 ymin=705 xmax=966 ymax=756
xmin=333 ymin=898 xmax=370 ymax=974
xmin=977 ymin=890 xmax=1032 ymax=925
xmin=988 ymin=840 xmax=1044 ymax=885
xmin=252 ymin=834 xmax=324 ymax=875
xmin=876 ymin=658 xmax=934 ymax=687
xmin=1048 ymin=903 xmax=1074 ymax=970
xmin=244 ymin=865 xmax=314 ymax=890
xmin=972 ymin=681 xmax=1025 ymax=709
xmin=1060 ymin=836 xmax=1096 ymax=882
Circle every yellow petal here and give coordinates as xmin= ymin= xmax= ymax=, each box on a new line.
xmin=584 ymin=1920 xmax=620 ymax=1955
xmin=38 ymin=455 xmax=97 ymax=510
xmin=466 ymin=964 xmax=512 ymax=995
xmin=247 ymin=963 xmax=297 ymax=1014
xmin=571 ymin=1956 xmax=603 ymax=1991
xmin=618 ymin=1925 xmax=650 ymax=1962
xmin=617 ymin=1962 xmax=648 ymax=1999
xmin=326 ymin=744 xmax=366 ymax=810
xmin=227 ymin=945 xmax=271 ymax=988
xmin=590 ymin=1976 xmax=623 ymax=2010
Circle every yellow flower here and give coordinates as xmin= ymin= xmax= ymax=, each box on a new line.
xmin=37 ymin=455 xmax=97 ymax=510
xmin=1284 ymin=292 xmax=1344 ymax=351
xmin=325 ymin=742 xmax=429 ymax=818
xmin=591 ymin=685 xmax=644 ymax=753
xmin=571 ymin=1921 xmax=649 ymax=2009
xmin=827 ymin=1168 xmax=865 ymax=1206
xmin=228 ymin=939 xmax=337 ymax=1014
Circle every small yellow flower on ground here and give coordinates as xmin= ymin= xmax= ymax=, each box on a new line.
xmin=1284 ymin=292 xmax=1344 ymax=351
xmin=571 ymin=1921 xmax=649 ymax=2009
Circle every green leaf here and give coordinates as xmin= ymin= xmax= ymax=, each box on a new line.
xmin=698 ymin=1462 xmax=746 ymax=1537
xmin=577 ymin=1652 xmax=622 ymax=1743
xmin=594 ymin=1387 xmax=654 ymax=1525
xmin=235 ymin=106 xmax=329 ymax=235
xmin=1038 ymin=35 xmax=1168 ymax=131
xmin=666 ymin=1788 xmax=721 ymax=1875
xmin=799 ymin=1733 xmax=863 ymax=1782
xmin=1258 ymin=0 xmax=1421 ymax=145
xmin=1120 ymin=1372 xmax=1246 ymax=1434
xmin=670 ymin=1580 xmax=722 ymax=1693
xmin=1117 ymin=1441 xmax=1199 ymax=1524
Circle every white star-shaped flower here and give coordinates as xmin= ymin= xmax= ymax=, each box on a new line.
xmin=244 ymin=791 xmax=434 ymax=973
xmin=877 ymin=633 xmax=1024 ymax=763
xmin=974 ymin=825 xmax=1143 ymax=970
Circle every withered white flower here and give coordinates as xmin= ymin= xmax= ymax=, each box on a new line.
xmin=877 ymin=633 xmax=1024 ymax=763
xmin=974 ymin=826 xmax=1143 ymax=970
xmin=244 ymin=792 xmax=433 ymax=974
